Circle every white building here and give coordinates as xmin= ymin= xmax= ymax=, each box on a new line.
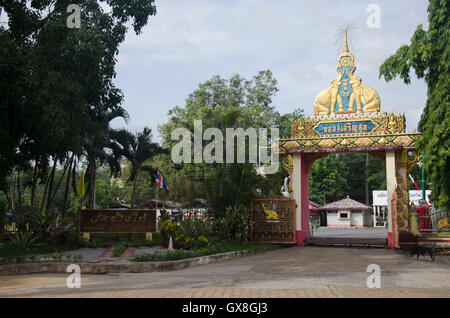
xmin=317 ymin=196 xmax=373 ymax=228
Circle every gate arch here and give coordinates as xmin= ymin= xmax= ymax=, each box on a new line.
xmin=277 ymin=35 xmax=420 ymax=249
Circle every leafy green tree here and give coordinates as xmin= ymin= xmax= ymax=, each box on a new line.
xmin=338 ymin=153 xmax=386 ymax=203
xmin=0 ymin=0 xmax=157 ymax=226
xmin=379 ymin=0 xmax=449 ymax=209
xmin=278 ymin=108 xmax=305 ymax=138
xmin=309 ymin=154 xmax=348 ymax=205
xmin=158 ymin=71 xmax=293 ymax=215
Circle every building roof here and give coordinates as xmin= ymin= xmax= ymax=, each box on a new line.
xmin=317 ymin=196 xmax=372 ymax=211
xmin=138 ymin=199 xmax=207 ymax=209
xmin=309 ymin=200 xmax=321 ymax=209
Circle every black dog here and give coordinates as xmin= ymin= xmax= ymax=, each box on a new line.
xmin=410 ymin=244 xmax=435 ymax=262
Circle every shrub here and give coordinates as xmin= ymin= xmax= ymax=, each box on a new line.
xmin=215 ymin=217 xmax=230 ymax=241
xmin=198 ymin=236 xmax=208 ymax=245
xmin=113 ymin=242 xmax=127 ymax=257
xmin=178 ymin=219 xmax=212 ymax=238
xmin=223 ymin=206 xmax=251 ymax=243
xmin=160 ymin=215 xmax=180 ymax=245
xmin=132 ymin=242 xmax=275 ymax=262
xmin=9 ymin=230 xmax=43 ymax=250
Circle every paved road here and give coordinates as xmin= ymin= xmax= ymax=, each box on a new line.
xmin=312 ymin=227 xmax=388 ymax=238
xmin=1 ymin=246 xmax=449 ymax=298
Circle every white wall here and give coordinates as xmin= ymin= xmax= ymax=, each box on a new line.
xmin=350 ymin=212 xmax=363 ymax=227
xmin=327 ymin=210 xmax=373 ymax=228
xmin=327 ymin=210 xmax=351 ymax=228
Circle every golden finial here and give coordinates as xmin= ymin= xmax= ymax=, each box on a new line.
xmin=343 ymin=28 xmax=349 ymax=52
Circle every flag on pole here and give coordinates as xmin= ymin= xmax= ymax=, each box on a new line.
xmin=409 ymin=174 xmax=429 ymax=207
xmin=408 ymin=174 xmax=420 ymax=192
xmin=77 ymin=170 xmax=86 ymax=199
xmin=155 ymin=170 xmax=168 ymax=190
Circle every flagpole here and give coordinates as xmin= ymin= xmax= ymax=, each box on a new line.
xmin=156 ymin=186 xmax=159 ymax=209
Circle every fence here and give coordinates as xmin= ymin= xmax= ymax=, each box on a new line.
xmin=416 ymin=208 xmax=450 ymax=234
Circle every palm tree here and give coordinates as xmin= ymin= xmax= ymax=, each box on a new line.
xmin=82 ymin=106 xmax=128 ymax=209
xmin=110 ymin=127 xmax=165 ymax=208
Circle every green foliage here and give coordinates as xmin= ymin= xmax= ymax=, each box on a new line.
xmin=178 ymin=219 xmax=212 ymax=238
xmin=95 ymin=177 xmax=121 ymax=209
xmin=223 ymin=206 xmax=251 ymax=243
xmin=157 ymin=71 xmax=300 ymax=216
xmin=109 ymin=127 xmax=166 ymax=207
xmin=278 ymin=108 xmax=305 ymax=138
xmin=151 ymin=232 xmax=162 ymax=245
xmin=9 ymin=230 xmax=43 ymax=250
xmin=198 ymin=236 xmax=208 ymax=244
xmin=309 ymin=155 xmax=347 ymax=204
xmin=379 ymin=0 xmax=450 ymax=209
xmin=112 ymin=242 xmax=128 ymax=257
xmin=174 ymin=232 xmax=209 ymax=250
xmin=132 ymin=242 xmax=275 ymax=262
xmin=159 ymin=214 xmax=179 ymax=244
xmin=309 ymin=153 xmax=386 ymax=205
xmin=215 ymin=217 xmax=230 ymax=241
xmin=0 ymin=0 xmax=158 ymax=228
xmin=0 ymin=242 xmax=78 ymax=260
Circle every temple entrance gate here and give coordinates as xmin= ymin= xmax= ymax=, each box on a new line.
xmin=277 ymin=33 xmax=420 ymax=249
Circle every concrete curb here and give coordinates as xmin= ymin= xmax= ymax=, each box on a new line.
xmin=0 ymin=248 xmax=274 ymax=275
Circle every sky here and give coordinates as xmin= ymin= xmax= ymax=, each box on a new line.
xmin=110 ymin=0 xmax=430 ymax=141
xmin=4 ymin=1 xmax=430 ymax=141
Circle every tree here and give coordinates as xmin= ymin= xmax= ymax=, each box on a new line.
xmin=158 ymin=71 xmax=291 ymax=215
xmin=379 ymin=0 xmax=449 ymax=210
xmin=278 ymin=108 xmax=304 ymax=138
xmin=0 ymin=0 xmax=157 ymax=226
xmin=82 ymin=105 xmax=129 ymax=209
xmin=110 ymin=127 xmax=165 ymax=208
xmin=309 ymin=154 xmax=348 ymax=204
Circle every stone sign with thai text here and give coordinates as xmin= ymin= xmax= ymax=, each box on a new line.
xmin=80 ymin=209 xmax=156 ymax=233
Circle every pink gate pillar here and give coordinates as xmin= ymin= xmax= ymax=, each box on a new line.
xmin=292 ymin=153 xmax=312 ymax=245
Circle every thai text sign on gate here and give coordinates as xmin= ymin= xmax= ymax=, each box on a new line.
xmin=250 ymin=198 xmax=296 ymax=244
xmin=80 ymin=209 xmax=156 ymax=233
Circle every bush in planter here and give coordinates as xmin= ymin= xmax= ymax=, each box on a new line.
xmin=178 ymin=219 xmax=212 ymax=239
xmin=174 ymin=234 xmax=208 ymax=250
xmin=160 ymin=216 xmax=179 ymax=247
xmin=175 ymin=233 xmax=186 ymax=249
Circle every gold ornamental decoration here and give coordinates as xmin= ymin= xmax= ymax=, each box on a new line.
xmin=251 ymin=198 xmax=296 ymax=244
xmin=313 ymin=29 xmax=381 ymax=116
